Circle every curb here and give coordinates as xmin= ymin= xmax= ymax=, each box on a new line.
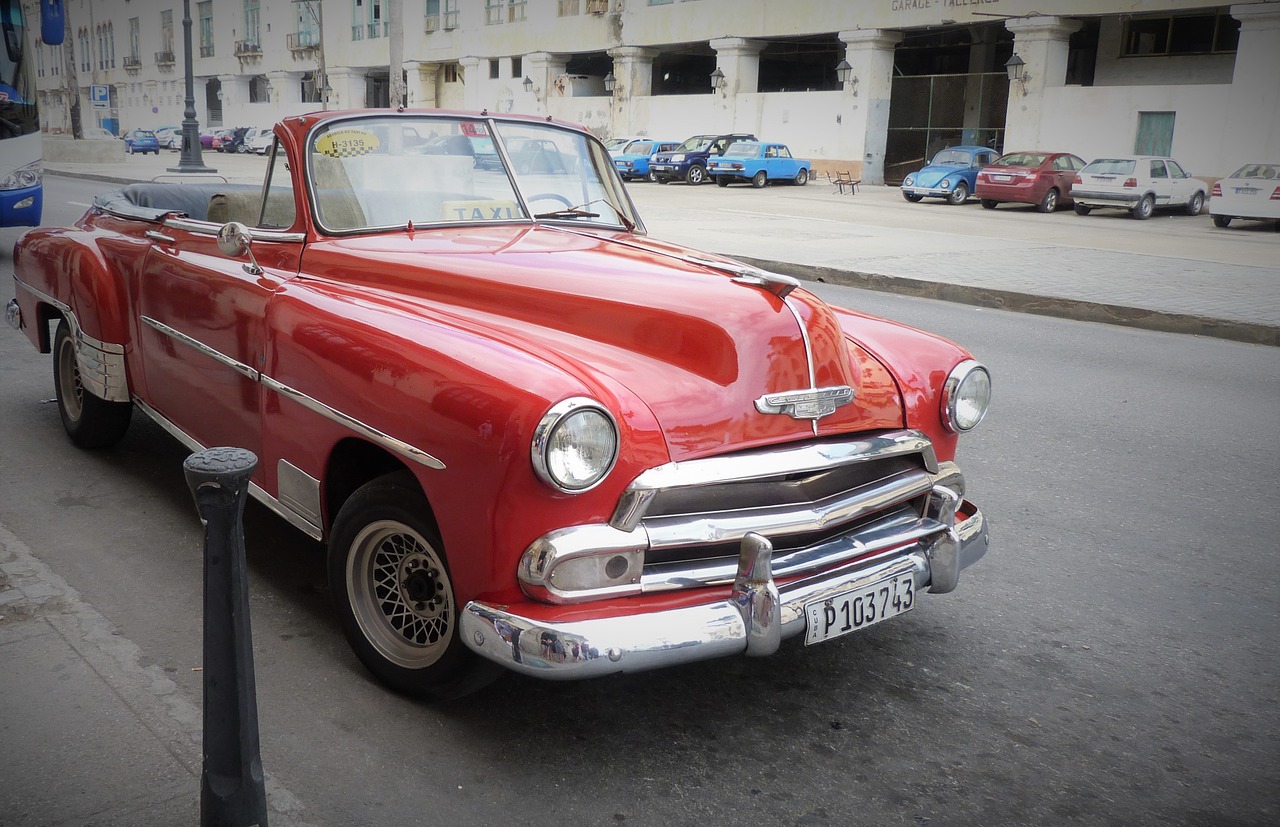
xmin=736 ymin=256 xmax=1280 ymax=349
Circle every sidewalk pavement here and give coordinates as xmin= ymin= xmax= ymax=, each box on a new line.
xmin=41 ymin=148 xmax=1280 ymax=346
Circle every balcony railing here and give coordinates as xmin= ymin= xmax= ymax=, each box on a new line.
xmin=558 ymin=0 xmax=579 ymax=15
xmin=154 ymin=50 xmax=175 ymax=65
xmin=508 ymin=0 xmax=527 ymax=22
xmin=485 ymin=5 xmax=501 ymax=25
xmin=199 ymin=44 xmax=214 ymax=58
xmin=424 ymin=14 xmax=439 ymax=32
xmin=367 ymin=21 xmax=388 ymax=39
xmin=443 ymin=10 xmax=459 ymax=29
xmin=587 ymin=0 xmax=608 ymax=13
xmin=123 ymin=55 xmax=141 ymax=71
xmin=234 ymin=40 xmax=262 ymax=57
xmin=287 ymin=32 xmax=319 ymax=52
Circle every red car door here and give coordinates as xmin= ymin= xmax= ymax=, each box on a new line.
xmin=135 ymin=222 xmax=302 ymax=469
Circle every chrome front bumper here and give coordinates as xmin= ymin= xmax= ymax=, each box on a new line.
xmin=461 ymin=498 xmax=988 ymax=679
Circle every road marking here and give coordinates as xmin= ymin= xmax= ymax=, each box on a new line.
xmin=68 ymin=201 xmax=91 ymax=208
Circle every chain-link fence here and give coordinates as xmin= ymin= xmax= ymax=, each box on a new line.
xmin=885 ymin=72 xmax=1009 ymax=184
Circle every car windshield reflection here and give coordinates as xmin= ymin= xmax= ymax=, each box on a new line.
xmin=305 ymin=114 xmax=635 ymax=234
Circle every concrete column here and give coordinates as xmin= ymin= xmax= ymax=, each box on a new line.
xmin=523 ymin=52 xmax=568 ymax=111
xmin=1004 ymin=17 xmax=1082 ymax=150
xmin=266 ymin=71 xmax=303 ymax=106
xmin=839 ymin=29 xmax=903 ymax=186
xmin=217 ymin=73 xmax=251 ymax=109
xmin=607 ymin=46 xmax=657 ymax=135
xmin=326 ymin=66 xmax=368 ymax=110
xmin=404 ymin=61 xmax=440 ymax=108
xmin=457 ymin=56 xmax=483 ymax=110
xmin=964 ymin=28 xmax=997 ymax=148
xmin=710 ymin=37 xmax=766 ymax=96
xmin=1224 ymin=3 xmax=1280 ymax=165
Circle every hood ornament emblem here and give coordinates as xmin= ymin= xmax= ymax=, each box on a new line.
xmin=755 ymin=386 xmax=855 ymax=421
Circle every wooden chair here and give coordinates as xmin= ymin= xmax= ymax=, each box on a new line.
xmin=828 ymin=170 xmax=860 ymax=195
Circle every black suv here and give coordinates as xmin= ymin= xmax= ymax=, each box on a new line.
xmin=649 ymin=132 xmax=758 ymax=185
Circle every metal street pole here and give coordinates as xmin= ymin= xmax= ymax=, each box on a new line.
xmin=169 ymin=0 xmax=216 ymax=173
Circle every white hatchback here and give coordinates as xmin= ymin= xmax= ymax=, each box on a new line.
xmin=1209 ymin=162 xmax=1280 ymax=228
xmin=1070 ymin=156 xmax=1207 ymax=220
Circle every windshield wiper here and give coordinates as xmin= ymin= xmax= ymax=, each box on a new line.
xmin=534 ymin=198 xmax=635 ymax=231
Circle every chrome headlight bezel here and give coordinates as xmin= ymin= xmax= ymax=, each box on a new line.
xmin=942 ymin=360 xmax=991 ymax=433
xmin=531 ymin=397 xmax=620 ymax=494
xmin=0 ymin=161 xmax=42 ymax=191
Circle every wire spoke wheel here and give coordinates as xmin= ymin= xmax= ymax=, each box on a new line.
xmin=56 ymin=332 xmax=85 ymax=424
xmin=348 ymin=520 xmax=455 ymax=669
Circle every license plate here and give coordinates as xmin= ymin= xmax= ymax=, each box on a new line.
xmin=804 ymin=572 xmax=915 ymax=645
xmin=994 ymin=174 xmax=1012 ymax=182
xmin=1236 ymin=187 xmax=1259 ymax=195
xmin=653 ymin=164 xmax=670 ymax=171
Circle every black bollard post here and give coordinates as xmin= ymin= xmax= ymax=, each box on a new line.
xmin=184 ymin=447 xmax=269 ymax=827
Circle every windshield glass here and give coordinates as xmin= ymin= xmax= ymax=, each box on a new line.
xmin=306 ymin=115 xmax=636 ymax=234
xmin=0 ymin=0 xmax=38 ymax=139
xmin=724 ymin=143 xmax=762 ymax=158
xmin=676 ymin=135 xmax=713 ymax=152
xmin=931 ymin=149 xmax=972 ymax=165
xmin=1083 ymin=159 xmax=1135 ymax=175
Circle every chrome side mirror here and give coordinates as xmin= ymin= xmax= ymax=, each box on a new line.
xmin=217 ymin=222 xmax=263 ymax=275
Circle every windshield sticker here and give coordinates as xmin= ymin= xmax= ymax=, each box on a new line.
xmin=315 ymin=129 xmax=381 ymax=158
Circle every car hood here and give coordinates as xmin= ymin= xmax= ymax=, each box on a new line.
xmin=909 ymin=164 xmax=965 ymax=186
xmin=299 ymin=226 xmax=906 ymax=462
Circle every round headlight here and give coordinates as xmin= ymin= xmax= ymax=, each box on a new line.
xmin=942 ymin=361 xmax=991 ymax=433
xmin=532 ymin=398 xmax=619 ymax=493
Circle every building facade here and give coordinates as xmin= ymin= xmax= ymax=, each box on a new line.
xmin=28 ymin=0 xmax=1280 ymax=182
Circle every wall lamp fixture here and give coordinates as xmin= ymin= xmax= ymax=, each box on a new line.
xmin=1004 ymin=53 xmax=1031 ymax=95
xmin=603 ymin=72 xmax=617 ymax=94
xmin=523 ymin=75 xmax=541 ymax=100
xmin=835 ymin=59 xmax=858 ymax=96
xmin=710 ymin=67 xmax=726 ymax=95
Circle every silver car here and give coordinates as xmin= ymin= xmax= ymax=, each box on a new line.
xmin=1070 ymin=156 xmax=1207 ymax=220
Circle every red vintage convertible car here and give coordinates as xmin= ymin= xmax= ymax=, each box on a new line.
xmin=8 ymin=110 xmax=991 ymax=699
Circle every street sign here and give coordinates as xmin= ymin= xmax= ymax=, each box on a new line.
xmin=91 ymin=84 xmax=109 ymax=108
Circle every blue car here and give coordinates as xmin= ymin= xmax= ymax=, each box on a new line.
xmin=649 ymin=132 xmax=757 ymax=185
xmin=612 ymin=139 xmax=680 ymax=182
xmin=122 ymin=129 xmax=161 ymax=155
xmin=708 ymin=141 xmax=812 ymax=188
xmin=901 ymin=145 xmax=1000 ymax=205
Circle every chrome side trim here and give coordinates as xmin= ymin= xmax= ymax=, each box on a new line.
xmin=259 ymin=375 xmax=447 ymax=471
xmin=163 ymin=215 xmax=306 ymax=243
xmin=132 ymin=398 xmax=324 ymax=540
xmin=610 ymin=429 xmax=938 ymax=532
xmin=141 ymin=316 xmax=260 ymax=381
xmin=144 ymin=230 xmax=176 ymax=244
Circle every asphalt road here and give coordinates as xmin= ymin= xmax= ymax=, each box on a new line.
xmin=2 ymin=177 xmax=1277 ymax=826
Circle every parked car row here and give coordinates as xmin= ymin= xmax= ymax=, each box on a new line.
xmin=610 ymin=133 xmax=812 ymax=189
xmin=899 ymin=145 xmax=1276 ymax=227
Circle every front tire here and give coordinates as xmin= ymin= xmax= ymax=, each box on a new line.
xmin=329 ymin=472 xmax=500 ymax=700
xmin=947 ymin=182 xmax=969 ymax=205
xmin=903 ymin=192 xmax=924 ymax=203
xmin=53 ymin=319 xmax=132 ymax=449
xmin=686 ymin=164 xmax=707 ymax=185
xmin=794 ymin=168 xmax=809 ymax=186
xmin=1131 ymin=194 xmax=1154 ymax=220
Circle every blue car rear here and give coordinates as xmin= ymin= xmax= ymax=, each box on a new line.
xmin=123 ymin=129 xmax=160 ymax=155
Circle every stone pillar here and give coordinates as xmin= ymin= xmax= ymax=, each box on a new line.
xmin=217 ymin=73 xmax=251 ymax=109
xmin=266 ymin=70 xmax=303 ymax=106
xmin=1224 ymin=3 xmax=1280 ymax=166
xmin=523 ymin=51 xmax=568 ymax=111
xmin=1004 ymin=17 xmax=1082 ymax=151
xmin=710 ymin=37 xmax=766 ymax=96
xmin=607 ymin=46 xmax=657 ymax=136
xmin=839 ymin=29 xmax=903 ymax=186
xmin=457 ymin=56 xmax=483 ymax=110
xmin=326 ymin=66 xmax=368 ymax=110
xmin=404 ymin=61 xmax=440 ymax=108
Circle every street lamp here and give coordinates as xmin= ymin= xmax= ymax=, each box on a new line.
xmin=710 ymin=67 xmax=726 ymax=94
xmin=603 ymin=72 xmax=616 ymax=94
xmin=168 ymin=0 xmax=216 ymax=173
xmin=835 ymin=59 xmax=857 ymax=96
xmin=1004 ymin=53 xmax=1030 ymax=95
xmin=523 ymin=75 xmax=541 ymax=100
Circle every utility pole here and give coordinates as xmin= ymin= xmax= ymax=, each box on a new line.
xmin=60 ymin=4 xmax=81 ymax=138
xmin=169 ymin=0 xmax=216 ymax=173
xmin=389 ymin=0 xmax=405 ymax=108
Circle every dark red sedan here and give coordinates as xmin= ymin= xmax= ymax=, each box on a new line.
xmin=976 ymin=151 xmax=1086 ymax=213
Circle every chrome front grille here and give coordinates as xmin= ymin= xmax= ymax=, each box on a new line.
xmin=521 ymin=430 xmax=961 ymax=605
